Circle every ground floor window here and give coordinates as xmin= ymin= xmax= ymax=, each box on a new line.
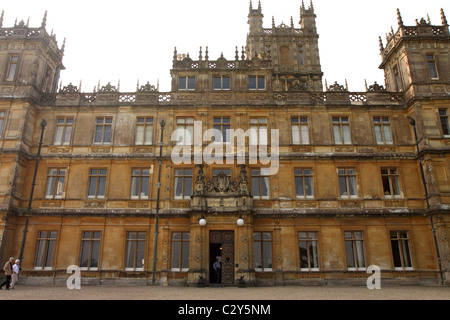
xmin=344 ymin=231 xmax=366 ymax=270
xmin=171 ymin=232 xmax=190 ymax=272
xmin=125 ymin=232 xmax=146 ymax=271
xmin=298 ymin=231 xmax=319 ymax=271
xmin=34 ymin=231 xmax=57 ymax=270
xmin=390 ymin=231 xmax=413 ymax=270
xmin=80 ymin=231 xmax=101 ymax=270
xmin=254 ymin=232 xmax=272 ymax=272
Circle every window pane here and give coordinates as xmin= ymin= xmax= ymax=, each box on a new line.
xmin=103 ymin=126 xmax=111 ymax=143
xmin=249 ymin=77 xmax=256 ymax=89
xmin=342 ymin=125 xmax=351 ymax=144
xmin=301 ymin=125 xmax=309 ymax=144
xmin=213 ymin=77 xmax=221 ymax=89
xmin=80 ymin=241 xmax=90 ymax=268
xmin=383 ymin=125 xmax=392 ymax=143
xmin=46 ymin=176 xmax=55 ymax=197
xmin=141 ymin=176 xmax=149 ymax=197
xmin=305 ymin=176 xmax=313 ymax=196
xmin=310 ymin=241 xmax=318 ymax=269
xmin=88 ymin=177 xmax=97 ymax=197
xmin=135 ymin=125 xmax=144 ymax=145
xmin=183 ymin=177 xmax=192 ymax=197
xmin=181 ymin=241 xmax=190 ymax=269
xmin=174 ymin=177 xmax=183 ymax=198
xmin=339 ymin=176 xmax=348 ymax=196
xmin=171 ymin=242 xmax=180 ymax=269
xmin=258 ymin=77 xmax=265 ymax=90
xmin=356 ymin=240 xmax=365 ymax=268
xmin=391 ymin=240 xmax=402 ymax=268
xmin=136 ymin=240 xmax=145 ymax=269
xmin=91 ymin=240 xmax=100 ymax=268
xmin=223 ymin=77 xmax=230 ymax=89
xmin=374 ymin=125 xmax=383 ymax=143
xmin=179 ymin=77 xmax=186 ymax=90
xmin=131 ymin=177 xmax=140 ymax=197
xmin=94 ymin=126 xmax=103 ymax=142
xmin=295 ymin=176 xmax=304 ymax=196
xmin=34 ymin=240 xmax=46 ymax=268
xmin=126 ymin=240 xmax=135 ymax=268
xmin=348 ymin=175 xmax=357 ymax=196
xmin=345 ymin=241 xmax=356 ymax=268
xmin=254 ymin=241 xmax=262 ymax=269
xmin=98 ymin=176 xmax=106 ymax=196
xmin=263 ymin=241 xmax=272 ymax=269
xmin=333 ymin=125 xmax=342 ymax=144
xmin=187 ymin=77 xmax=195 ymax=90
xmin=292 ymin=125 xmax=300 ymax=144
xmin=63 ymin=126 xmax=72 ymax=144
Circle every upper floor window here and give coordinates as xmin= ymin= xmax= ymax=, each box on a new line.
xmin=248 ymin=76 xmax=265 ymax=90
xmin=373 ymin=117 xmax=392 ymax=145
xmin=88 ymin=168 xmax=107 ymax=199
xmin=298 ymin=47 xmax=304 ymax=66
xmin=249 ymin=117 xmax=267 ymax=146
xmin=439 ymin=109 xmax=450 ymax=136
xmin=251 ymin=168 xmax=270 ymax=199
xmin=213 ymin=117 xmax=231 ymax=143
xmin=94 ymin=117 xmax=112 ymax=144
xmin=333 ymin=117 xmax=351 ymax=145
xmin=381 ymin=168 xmax=401 ymax=198
xmin=45 ymin=168 xmax=66 ymax=199
xmin=174 ymin=168 xmax=193 ymax=200
xmin=179 ymin=76 xmax=195 ymax=90
xmin=426 ymin=54 xmax=438 ymax=79
xmin=291 ymin=116 xmax=309 ymax=145
xmin=0 ymin=111 xmax=6 ymax=138
xmin=295 ymin=168 xmax=313 ymax=198
xmin=338 ymin=168 xmax=357 ymax=198
xmin=213 ymin=76 xmax=231 ymax=90
xmin=131 ymin=168 xmax=151 ymax=199
xmin=135 ymin=117 xmax=153 ymax=145
xmin=6 ymin=55 xmax=19 ymax=81
xmin=54 ymin=117 xmax=73 ymax=146
xmin=175 ymin=117 xmax=194 ymax=145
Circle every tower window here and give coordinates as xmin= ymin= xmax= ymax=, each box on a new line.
xmin=249 ymin=76 xmax=265 ymax=90
xmin=179 ymin=76 xmax=195 ymax=90
xmin=426 ymin=54 xmax=438 ymax=79
xmin=213 ymin=76 xmax=231 ymax=90
xmin=298 ymin=47 xmax=304 ymax=66
xmin=6 ymin=55 xmax=19 ymax=81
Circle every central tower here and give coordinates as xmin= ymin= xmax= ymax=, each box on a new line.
xmin=246 ymin=0 xmax=323 ymax=91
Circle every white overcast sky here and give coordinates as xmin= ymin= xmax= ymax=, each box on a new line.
xmin=1 ymin=0 xmax=448 ymax=92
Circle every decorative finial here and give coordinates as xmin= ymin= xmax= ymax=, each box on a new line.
xmin=0 ymin=10 xmax=4 ymax=28
xmin=41 ymin=10 xmax=47 ymax=28
xmin=441 ymin=8 xmax=448 ymax=26
xmin=205 ymin=46 xmax=209 ymax=61
xmin=235 ymin=46 xmax=239 ymax=60
xmin=241 ymin=46 xmax=245 ymax=60
xmin=272 ymin=16 xmax=275 ymax=28
xmin=199 ymin=46 xmax=203 ymax=61
xmin=379 ymin=36 xmax=384 ymax=51
xmin=258 ymin=0 xmax=262 ymax=13
xmin=61 ymin=37 xmax=66 ymax=53
xmin=427 ymin=14 xmax=431 ymax=25
xmin=396 ymin=8 xmax=403 ymax=26
xmin=173 ymin=47 xmax=177 ymax=62
xmin=290 ymin=16 xmax=294 ymax=28
xmin=364 ymin=79 xmax=368 ymax=91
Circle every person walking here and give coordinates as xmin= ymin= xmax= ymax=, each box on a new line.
xmin=9 ymin=259 xmax=20 ymax=289
xmin=0 ymin=257 xmax=15 ymax=290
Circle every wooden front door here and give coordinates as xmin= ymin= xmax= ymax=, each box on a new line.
xmin=210 ymin=231 xmax=234 ymax=285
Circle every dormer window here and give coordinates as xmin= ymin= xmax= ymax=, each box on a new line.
xmin=249 ymin=76 xmax=265 ymax=90
xmin=179 ymin=76 xmax=195 ymax=91
xmin=6 ymin=55 xmax=19 ymax=81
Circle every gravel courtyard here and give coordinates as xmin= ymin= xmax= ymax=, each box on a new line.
xmin=1 ymin=284 xmax=449 ymax=300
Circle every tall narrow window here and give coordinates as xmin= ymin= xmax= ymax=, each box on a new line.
xmin=94 ymin=117 xmax=112 ymax=144
xmin=34 ymin=231 xmax=57 ymax=270
xmin=291 ymin=116 xmax=310 ymax=145
xmin=439 ymin=109 xmax=450 ymax=136
xmin=381 ymin=168 xmax=401 ymax=198
xmin=248 ymin=76 xmax=266 ymax=90
xmin=175 ymin=117 xmax=194 ymax=145
xmin=6 ymin=55 xmax=19 ymax=81
xmin=393 ymin=65 xmax=403 ymax=91
xmin=88 ymin=169 xmax=107 ymax=199
xmin=338 ymin=168 xmax=357 ymax=198
xmin=254 ymin=232 xmax=272 ymax=272
xmin=125 ymin=232 xmax=146 ymax=271
xmin=80 ymin=231 xmax=101 ymax=270
xmin=0 ymin=111 xmax=6 ymax=138
xmin=213 ymin=117 xmax=231 ymax=143
xmin=298 ymin=47 xmax=304 ymax=66
xmin=54 ymin=117 xmax=73 ymax=145
xmin=213 ymin=76 xmax=231 ymax=90
xmin=426 ymin=54 xmax=438 ymax=79
xmin=45 ymin=168 xmax=66 ymax=199
xmin=131 ymin=168 xmax=151 ymax=199
xmin=179 ymin=76 xmax=195 ymax=90
xmin=174 ymin=169 xmax=193 ymax=199
xmin=295 ymin=168 xmax=314 ymax=198
xmin=249 ymin=117 xmax=267 ymax=146
xmin=171 ymin=232 xmax=190 ymax=271
xmin=135 ymin=117 xmax=153 ymax=145
xmin=344 ymin=231 xmax=366 ymax=270
xmin=373 ymin=117 xmax=392 ymax=144
xmin=251 ymin=168 xmax=270 ymax=199
xmin=298 ymin=232 xmax=319 ymax=271
xmin=333 ymin=117 xmax=351 ymax=145
xmin=280 ymin=46 xmax=290 ymax=66
xmin=390 ymin=231 xmax=413 ymax=270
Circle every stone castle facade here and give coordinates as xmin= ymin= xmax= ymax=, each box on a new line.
xmin=0 ymin=2 xmax=449 ymax=286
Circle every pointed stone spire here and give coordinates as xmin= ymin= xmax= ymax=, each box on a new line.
xmin=235 ymin=46 xmax=239 ymax=61
xmin=396 ymin=8 xmax=403 ymax=27
xmin=249 ymin=0 xmax=253 ymax=13
xmin=379 ymin=36 xmax=384 ymax=52
xmin=41 ymin=10 xmax=47 ymax=28
xmin=61 ymin=37 xmax=66 ymax=53
xmin=272 ymin=16 xmax=275 ymax=28
xmin=205 ymin=46 xmax=209 ymax=61
xmin=427 ymin=14 xmax=431 ymax=25
xmin=241 ymin=46 xmax=245 ymax=60
xmin=258 ymin=0 xmax=262 ymax=13
xmin=199 ymin=46 xmax=203 ymax=61
xmin=441 ymin=8 xmax=448 ymax=26
xmin=0 ymin=10 xmax=4 ymax=28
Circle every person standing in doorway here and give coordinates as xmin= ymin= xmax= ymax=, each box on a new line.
xmin=213 ymin=258 xmax=221 ymax=284
xmin=0 ymin=257 xmax=15 ymax=290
